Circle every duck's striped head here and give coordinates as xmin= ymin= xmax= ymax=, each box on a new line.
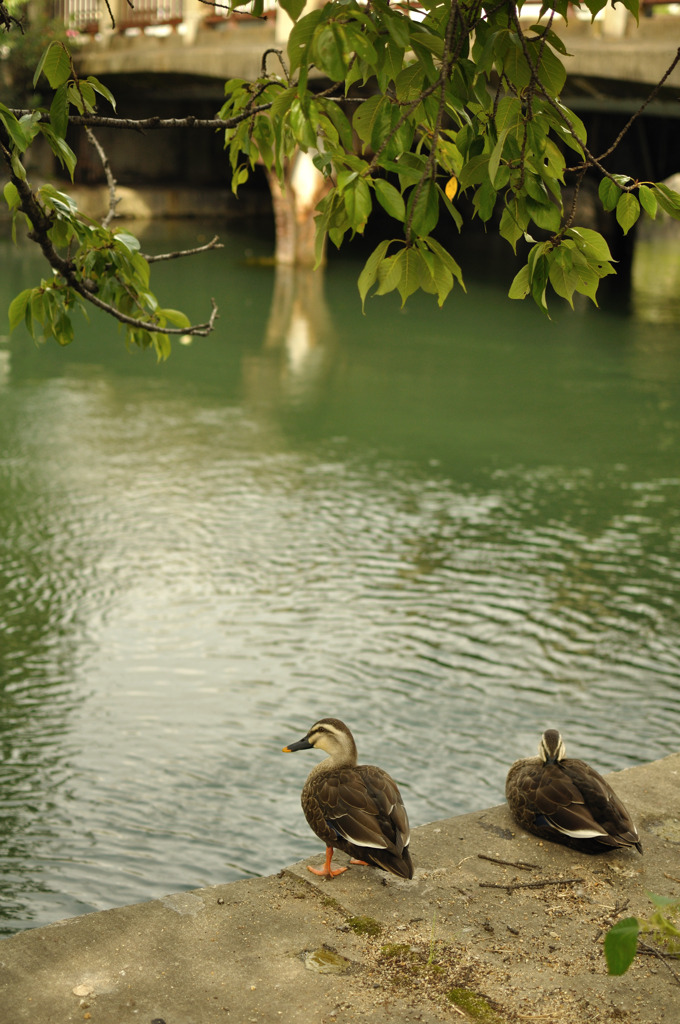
xmin=539 ymin=729 xmax=566 ymax=764
xmin=283 ymin=718 xmax=358 ymax=764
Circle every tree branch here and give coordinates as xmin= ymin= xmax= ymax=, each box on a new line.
xmin=1 ymin=139 xmax=219 ymax=338
xmin=143 ymin=235 xmax=224 ymax=262
xmin=566 ymin=45 xmax=680 ymax=174
xmin=84 ymin=126 xmax=119 ymax=229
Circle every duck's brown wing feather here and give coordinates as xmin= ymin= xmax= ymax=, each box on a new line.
xmin=303 ymin=764 xmax=412 ymax=877
xmin=506 ymin=757 xmax=641 ymax=853
xmin=534 ymin=764 xmax=611 ymax=839
xmin=558 ymin=759 xmax=642 ymax=850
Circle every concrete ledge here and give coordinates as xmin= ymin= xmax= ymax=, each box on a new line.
xmin=1 ymin=753 xmax=678 ymax=1023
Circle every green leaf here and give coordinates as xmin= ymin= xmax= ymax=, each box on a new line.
xmin=605 ymin=918 xmax=639 ymax=976
xmin=10 ymin=150 xmax=26 ymax=181
xmin=583 ymin=0 xmax=609 ymax=17
xmin=114 ymin=231 xmax=142 ymax=253
xmin=569 ymin=250 xmax=604 ymax=303
xmin=381 ymin=10 xmax=411 ymax=50
xmin=638 ymin=185 xmax=657 ymax=219
xmin=429 ymin=258 xmax=454 ymax=306
xmin=407 ymin=179 xmax=439 ymax=237
xmin=528 ymin=24 xmax=571 ymax=56
xmin=646 ymin=893 xmax=680 ymax=910
xmin=548 ymin=244 xmax=576 ymax=306
xmin=397 ymin=247 xmax=424 ymax=306
xmin=499 ymin=34 xmax=531 ymax=92
xmin=3 ymin=181 xmax=20 ymax=211
xmin=0 ymin=109 xmax=28 ymax=153
xmin=437 ymin=183 xmax=463 ymax=232
xmin=374 ymin=179 xmax=405 ymax=222
xmin=375 ymin=251 xmax=404 ymax=297
xmin=423 ymin=236 xmax=465 ymax=291
xmin=39 ymin=124 xmax=77 ymax=180
xmin=353 ymin=95 xmax=386 ymax=150
xmin=159 ymin=308 xmax=191 ymax=329
xmin=287 ymin=9 xmax=323 ymax=74
xmin=344 ymin=177 xmax=372 ymax=233
xmin=86 ymin=76 xmax=117 ymax=111
xmin=488 ymin=127 xmax=509 ymax=188
xmin=315 ymin=25 xmax=346 ymax=82
xmin=473 ymin=179 xmax=497 ymax=223
xmin=153 ymin=333 xmax=172 ymax=362
xmin=357 ymin=238 xmax=391 ymax=311
xmin=50 ymin=83 xmax=69 ymax=139
xmin=508 ymin=264 xmax=530 ymax=300
xmin=495 ymin=96 xmax=522 ymax=139
xmin=499 ymin=196 xmax=528 ymax=252
xmin=566 ymin=227 xmax=613 ymax=263
xmin=38 ymin=184 xmax=78 ymax=213
xmin=39 ymin=41 xmax=72 ymax=90
xmin=531 ymin=41 xmax=567 ymax=96
xmin=8 ymin=289 xmax=32 ymax=332
xmin=598 ymin=177 xmax=620 ymax=213
xmin=527 ymin=195 xmax=562 ymax=233
xmin=279 ymin=0 xmax=306 ymax=21
xmin=616 ymin=192 xmax=640 ymax=235
xmin=288 ymin=99 xmax=317 ymax=150
xmin=458 ymin=153 xmax=490 ymax=190
xmin=653 ymin=183 xmax=680 ymax=220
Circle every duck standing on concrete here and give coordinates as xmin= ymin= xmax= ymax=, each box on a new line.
xmin=506 ymin=728 xmax=642 ymax=854
xmin=283 ymin=717 xmax=414 ymax=879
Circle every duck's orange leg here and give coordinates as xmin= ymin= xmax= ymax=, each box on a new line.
xmin=307 ymin=846 xmax=348 ymax=878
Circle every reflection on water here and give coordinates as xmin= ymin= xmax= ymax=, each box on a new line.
xmin=1 ymin=221 xmax=680 ymax=935
xmin=632 ymin=226 xmax=680 ymax=325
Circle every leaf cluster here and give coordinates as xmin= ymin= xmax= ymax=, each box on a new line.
xmin=2 ymin=41 xmax=197 ymax=357
xmin=4 ymin=1 xmax=680 ymax=352
xmin=217 ymin=0 xmax=679 ymax=315
xmin=605 ymin=894 xmax=680 ymax=977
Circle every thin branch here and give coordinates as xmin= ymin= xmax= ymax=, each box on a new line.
xmin=84 ymin=126 xmax=119 ymax=229
xmin=477 ymin=854 xmax=540 ymax=872
xmin=261 ymin=47 xmax=288 ymax=82
xmin=196 ymin=0 xmax=269 ymax=19
xmin=637 ymin=940 xmax=680 ymax=986
xmin=1 ymin=139 xmax=219 ymax=338
xmin=1 ymin=1 xmax=23 ymax=31
xmin=8 ymin=109 xmax=274 ymax=132
xmin=405 ymin=0 xmax=463 ymax=243
xmin=567 ymin=45 xmax=680 ymax=174
xmin=143 ymin=235 xmax=224 ymax=262
xmin=479 ymin=877 xmax=584 ymax=892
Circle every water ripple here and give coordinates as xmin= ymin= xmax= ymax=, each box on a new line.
xmin=2 ymin=249 xmax=680 ymax=932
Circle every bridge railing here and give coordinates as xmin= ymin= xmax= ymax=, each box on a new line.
xmin=52 ymin=0 xmax=279 ymax=34
xmin=51 ymin=0 xmax=678 ymax=38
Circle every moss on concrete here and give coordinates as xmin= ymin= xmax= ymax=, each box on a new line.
xmin=347 ymin=915 xmax=383 ymax=937
xmin=447 ymin=987 xmax=501 ymax=1022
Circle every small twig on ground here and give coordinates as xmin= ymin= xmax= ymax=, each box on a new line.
xmin=478 ymin=854 xmax=540 ymax=872
xmin=479 ymin=877 xmax=584 ymax=892
xmin=637 ymin=939 xmax=680 ymax=986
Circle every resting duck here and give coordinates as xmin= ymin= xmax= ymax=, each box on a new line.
xmin=505 ymin=729 xmax=642 ymax=854
xmin=283 ymin=717 xmax=414 ymax=879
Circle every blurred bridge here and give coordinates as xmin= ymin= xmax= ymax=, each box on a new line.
xmin=58 ymin=1 xmax=680 ymax=99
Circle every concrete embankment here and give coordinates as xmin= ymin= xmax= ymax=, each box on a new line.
xmin=1 ymin=753 xmax=678 ymax=1024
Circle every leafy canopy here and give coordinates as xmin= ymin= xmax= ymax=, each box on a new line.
xmin=2 ymin=0 xmax=680 ymax=354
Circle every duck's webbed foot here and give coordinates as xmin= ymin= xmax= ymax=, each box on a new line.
xmin=307 ymin=846 xmax=348 ymax=878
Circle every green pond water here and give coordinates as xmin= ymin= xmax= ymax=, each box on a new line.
xmin=1 ymin=220 xmax=679 ymax=934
